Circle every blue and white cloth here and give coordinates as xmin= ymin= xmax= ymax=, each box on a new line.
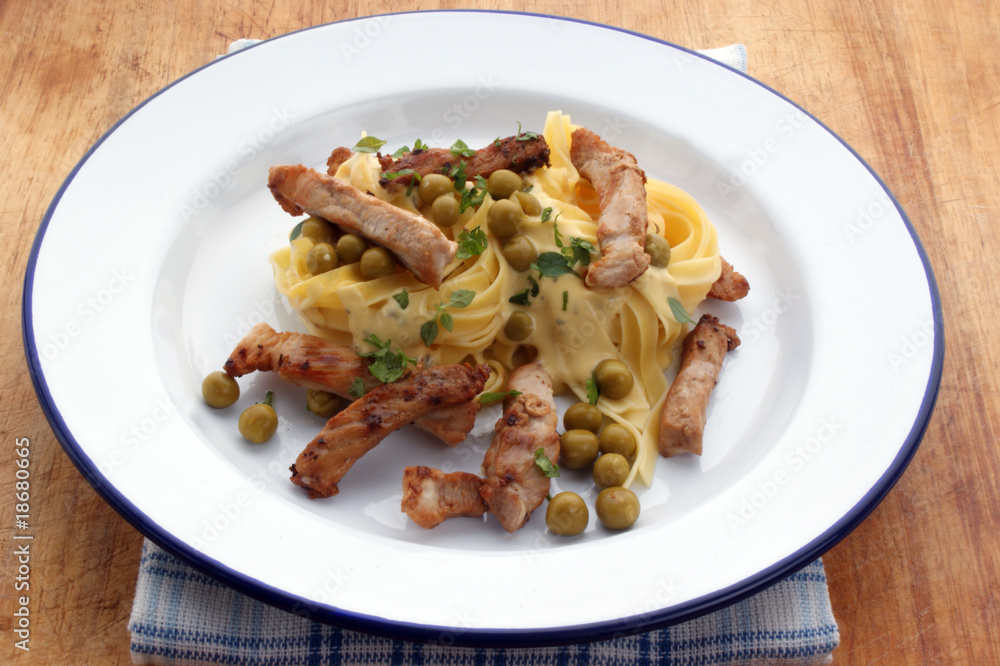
xmin=129 ymin=540 xmax=839 ymax=665
xmin=129 ymin=40 xmax=837 ymax=664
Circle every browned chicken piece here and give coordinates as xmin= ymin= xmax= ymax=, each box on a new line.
xmin=326 ymin=146 xmax=353 ymax=175
xmin=570 ymin=127 xmax=652 ymax=289
xmin=224 ymin=323 xmax=479 ymax=446
xmin=659 ymin=314 xmax=741 ymax=457
xmin=707 ymin=257 xmax=750 ymax=301
xmin=268 ymin=164 xmax=457 ymax=288
xmin=291 ymin=363 xmax=490 ymax=498
xmin=479 ymin=362 xmax=560 ymax=533
xmin=401 ymin=466 xmax=487 ymax=529
xmin=375 ymin=133 xmax=551 ymax=189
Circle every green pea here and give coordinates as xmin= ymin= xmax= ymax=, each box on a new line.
xmin=238 ymin=394 xmax=278 ymax=444
xmin=645 ymin=233 xmax=671 ymax=267
xmin=564 ymin=402 xmax=602 ymax=432
xmin=595 ymin=486 xmax=640 ymax=530
xmin=545 ymin=492 xmax=589 ymax=536
xmin=306 ymin=390 xmax=340 ymax=418
xmin=511 ymin=191 xmax=543 ymax=217
xmin=306 ymin=242 xmax=339 ymax=274
xmin=336 ymin=234 xmax=368 ymax=264
xmin=599 ymin=423 xmax=636 ymax=458
xmin=202 ymin=371 xmax=239 ymax=409
xmin=359 ymin=247 xmax=396 ymax=279
xmin=300 ymin=216 xmax=337 ymax=244
xmin=559 ymin=429 xmax=599 ymax=470
xmin=593 ymin=453 xmax=630 ymax=489
xmin=487 ymin=199 xmax=523 ymax=239
xmin=419 ymin=173 xmax=454 ymax=205
xmin=504 ymin=311 xmax=534 ymax=342
xmin=487 ymin=169 xmax=522 ymax=200
xmin=594 ymin=359 xmax=634 ymax=400
xmin=430 ymin=194 xmax=461 ymax=227
xmin=501 ymin=235 xmax=537 ymax=272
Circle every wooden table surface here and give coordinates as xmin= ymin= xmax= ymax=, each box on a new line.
xmin=3 ymin=1 xmax=997 ymax=663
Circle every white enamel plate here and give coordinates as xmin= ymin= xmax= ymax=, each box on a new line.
xmin=24 ymin=11 xmax=942 ymax=646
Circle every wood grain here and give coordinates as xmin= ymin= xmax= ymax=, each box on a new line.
xmin=2 ymin=0 xmax=998 ymax=663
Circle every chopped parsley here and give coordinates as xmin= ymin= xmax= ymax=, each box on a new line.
xmin=450 ymin=139 xmax=476 ymax=157
xmin=534 ymin=448 xmax=560 ymax=477
xmin=353 ymin=136 xmax=386 ymax=153
xmin=515 ymin=121 xmax=539 ymax=141
xmin=357 ymin=334 xmax=416 ymax=383
xmin=531 ymin=252 xmax=581 ymax=279
xmin=348 ymin=377 xmax=365 ymax=398
xmin=456 ymin=226 xmax=488 ymax=260
xmin=477 ymin=389 xmax=522 ymax=406
xmin=421 ymin=289 xmax=476 ymax=346
xmin=562 ymin=290 xmax=569 ymax=311
xmin=586 ymin=373 xmax=600 ymax=405
xmin=540 ymin=206 xmax=553 ymax=222
xmin=668 ymin=297 xmax=698 ymax=325
xmin=508 ymin=276 xmax=540 ymax=306
xmin=392 ymin=290 xmax=409 ymax=310
xmin=288 ymin=219 xmax=305 ymax=241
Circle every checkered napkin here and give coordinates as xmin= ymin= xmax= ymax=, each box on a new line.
xmin=129 ymin=540 xmax=839 ymax=665
xmin=128 ymin=40 xmax=837 ymax=664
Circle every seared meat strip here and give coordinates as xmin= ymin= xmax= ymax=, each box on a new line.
xmin=707 ymin=256 xmax=750 ymax=301
xmin=570 ymin=127 xmax=651 ymax=288
xmin=479 ymin=362 xmax=560 ymax=533
xmin=375 ymin=133 xmax=551 ymax=189
xmin=659 ymin=314 xmax=741 ymax=457
xmin=268 ymin=164 xmax=457 ymax=288
xmin=291 ymin=363 xmax=490 ymax=498
xmin=401 ymin=466 xmax=487 ymax=529
xmin=224 ymin=323 xmax=479 ymax=446
xmin=326 ymin=146 xmax=353 ymax=175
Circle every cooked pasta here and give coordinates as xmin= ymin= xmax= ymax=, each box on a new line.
xmin=270 ymin=111 xmax=721 ymax=486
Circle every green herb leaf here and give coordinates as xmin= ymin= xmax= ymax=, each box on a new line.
xmin=448 ymin=160 xmax=467 ymax=184
xmin=447 ymin=289 xmax=476 ymax=309
xmin=353 ymin=136 xmax=387 ymax=153
xmin=358 ymin=334 xmax=416 ymax=383
xmin=391 ymin=145 xmax=410 ymax=158
xmin=516 ymin=121 xmax=539 ymax=141
xmin=668 ymin=297 xmax=698 ymax=325
xmin=562 ymin=236 xmax=597 ymax=269
xmin=509 ymin=289 xmax=532 ymax=306
xmin=562 ymin=290 xmax=569 ymax=311
xmin=414 ymin=138 xmax=428 ymax=152
xmin=478 ymin=389 xmax=522 ymax=406
xmin=528 ymin=275 xmax=540 ymax=296
xmin=420 ymin=319 xmax=439 ymax=346
xmin=439 ymin=311 xmax=454 ymax=332
xmin=456 ymin=226 xmax=488 ymax=260
xmin=531 ymin=252 xmax=580 ymax=279
xmin=493 ymin=137 xmax=502 ymax=149
xmin=534 ymin=447 xmax=560 ymax=477
xmin=586 ymin=373 xmax=600 ymax=405
xmin=459 ymin=174 xmax=488 ymax=212
xmin=288 ymin=220 xmax=305 ymax=241
xmin=382 ymin=168 xmax=419 ymax=181
xmin=540 ymin=207 xmax=553 ymax=222
xmin=348 ymin=377 xmax=365 ymax=398
xmin=393 ymin=290 xmax=409 ymax=310
xmin=450 ymin=139 xmax=476 ymax=157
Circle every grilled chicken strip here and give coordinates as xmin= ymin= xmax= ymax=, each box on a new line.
xmin=570 ymin=128 xmax=651 ymax=288
xmin=291 ymin=363 xmax=490 ymax=498
xmin=708 ymin=257 xmax=750 ymax=301
xmin=479 ymin=362 xmax=560 ymax=533
xmin=374 ymin=133 xmax=551 ymax=189
xmin=659 ymin=314 xmax=741 ymax=457
xmin=401 ymin=466 xmax=487 ymax=529
xmin=224 ymin=323 xmax=479 ymax=446
xmin=268 ymin=164 xmax=457 ymax=288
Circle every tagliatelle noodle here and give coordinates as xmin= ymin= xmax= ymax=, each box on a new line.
xmin=269 ymin=111 xmax=721 ymax=486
